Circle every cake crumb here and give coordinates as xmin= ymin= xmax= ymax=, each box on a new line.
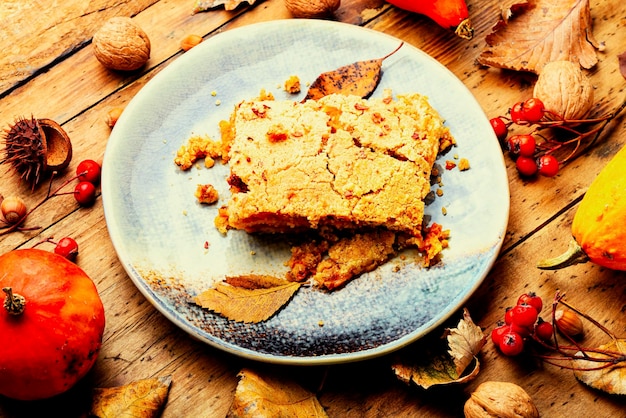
xmin=458 ymin=158 xmax=470 ymax=171
xmin=195 ymin=184 xmax=219 ymax=204
xmin=284 ymin=75 xmax=301 ymax=94
xmin=174 ymin=135 xmax=224 ymax=170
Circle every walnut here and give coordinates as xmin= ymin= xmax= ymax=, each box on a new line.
xmin=284 ymin=0 xmax=341 ymax=18
xmin=533 ymin=60 xmax=594 ymax=120
xmin=464 ymin=381 xmax=539 ymax=418
xmin=92 ymin=17 xmax=151 ymax=71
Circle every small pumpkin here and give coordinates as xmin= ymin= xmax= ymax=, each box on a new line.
xmin=0 ymin=248 xmax=106 ymax=400
xmin=538 ymin=144 xmax=626 ymax=270
xmin=386 ymin=0 xmax=474 ymax=39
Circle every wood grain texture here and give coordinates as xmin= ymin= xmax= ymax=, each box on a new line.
xmin=1 ymin=0 xmax=625 ymax=416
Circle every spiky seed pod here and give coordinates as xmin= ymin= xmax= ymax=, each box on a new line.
xmin=1 ymin=117 xmax=72 ymax=188
xmin=1 ymin=116 xmax=47 ymax=186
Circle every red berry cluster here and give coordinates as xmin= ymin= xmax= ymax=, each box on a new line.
xmin=74 ymin=159 xmax=102 ymax=206
xmin=491 ymin=292 xmax=554 ymax=356
xmin=1 ymin=159 xmax=102 ymax=238
xmin=489 ymin=97 xmax=621 ymax=179
xmin=490 ymin=98 xmax=563 ymax=178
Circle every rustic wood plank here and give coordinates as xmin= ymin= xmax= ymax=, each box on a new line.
xmin=0 ymin=0 xmax=160 ymax=95
xmin=1 ymin=1 xmax=625 ymax=417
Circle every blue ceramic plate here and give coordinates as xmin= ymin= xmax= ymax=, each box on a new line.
xmin=102 ymin=20 xmax=509 ymax=365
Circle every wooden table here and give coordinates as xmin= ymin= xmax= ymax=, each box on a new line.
xmin=1 ymin=0 xmax=625 ymax=416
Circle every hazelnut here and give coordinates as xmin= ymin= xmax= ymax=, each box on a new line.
xmin=533 ymin=60 xmax=594 ymax=120
xmin=93 ymin=17 xmax=151 ymax=71
xmin=464 ymin=381 xmax=539 ymax=418
xmin=1 ymin=196 xmax=27 ymax=225
xmin=555 ymin=308 xmax=584 ymax=338
xmin=284 ymin=0 xmax=341 ymax=18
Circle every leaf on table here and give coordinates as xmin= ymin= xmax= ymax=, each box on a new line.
xmin=194 ymin=275 xmax=302 ymax=323
xmin=445 ymin=308 xmax=488 ymax=377
xmin=499 ymin=0 xmax=530 ymax=23
xmin=193 ymin=0 xmax=260 ymax=13
xmin=391 ymin=308 xmax=486 ymax=389
xmin=619 ymin=51 xmax=626 ymax=80
xmin=303 ymin=43 xmax=404 ymax=101
xmin=228 ymin=368 xmax=329 ymax=418
xmin=572 ymin=339 xmax=626 ymax=395
xmin=89 ymin=376 xmax=172 ymax=418
xmin=478 ymin=0 xmax=601 ymax=74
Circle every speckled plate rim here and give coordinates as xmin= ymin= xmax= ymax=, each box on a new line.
xmin=102 ymin=19 xmax=510 ymax=365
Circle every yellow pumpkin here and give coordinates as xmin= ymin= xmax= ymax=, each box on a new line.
xmin=538 ymin=144 xmax=626 ymax=270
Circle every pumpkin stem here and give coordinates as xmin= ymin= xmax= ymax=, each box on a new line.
xmin=454 ymin=18 xmax=474 ymax=40
xmin=536 ymin=239 xmax=589 ymax=270
xmin=2 ymin=287 xmax=26 ymax=315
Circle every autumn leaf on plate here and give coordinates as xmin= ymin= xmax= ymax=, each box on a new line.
xmin=303 ymin=43 xmax=404 ymax=101
xmin=228 ymin=368 xmax=329 ymax=418
xmin=89 ymin=376 xmax=172 ymax=418
xmin=193 ymin=0 xmax=260 ymax=13
xmin=478 ymin=0 xmax=601 ymax=74
xmin=572 ymin=339 xmax=626 ymax=395
xmin=195 ymin=274 xmax=302 ymax=323
xmin=391 ymin=308 xmax=486 ymax=389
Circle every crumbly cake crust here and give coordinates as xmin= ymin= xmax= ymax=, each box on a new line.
xmin=220 ymin=92 xmax=452 ymax=237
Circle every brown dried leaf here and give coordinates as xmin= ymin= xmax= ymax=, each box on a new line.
xmin=89 ymin=376 xmax=172 ymax=418
xmin=195 ymin=277 xmax=301 ymax=323
xmin=193 ymin=0 xmax=260 ymax=13
xmin=303 ymin=43 xmax=404 ymax=101
xmin=391 ymin=308 xmax=485 ymax=389
xmin=478 ymin=0 xmax=600 ymax=74
xmin=228 ymin=369 xmax=329 ymax=418
xmin=572 ymin=339 xmax=626 ymax=395
xmin=446 ymin=308 xmax=488 ymax=377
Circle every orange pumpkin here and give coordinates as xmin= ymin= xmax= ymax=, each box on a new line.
xmin=538 ymin=144 xmax=626 ymax=270
xmin=0 ymin=248 xmax=106 ymax=400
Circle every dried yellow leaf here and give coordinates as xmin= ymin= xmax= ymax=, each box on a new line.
xmin=195 ymin=276 xmax=301 ymax=323
xmin=572 ymin=339 xmax=626 ymax=395
xmin=228 ymin=368 xmax=329 ymax=417
xmin=392 ymin=308 xmax=485 ymax=389
xmin=89 ymin=376 xmax=172 ymax=418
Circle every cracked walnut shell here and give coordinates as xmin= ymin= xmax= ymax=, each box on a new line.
xmin=533 ymin=61 xmax=594 ymax=121
xmin=93 ymin=17 xmax=151 ymax=71
xmin=464 ymin=381 xmax=539 ymax=418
